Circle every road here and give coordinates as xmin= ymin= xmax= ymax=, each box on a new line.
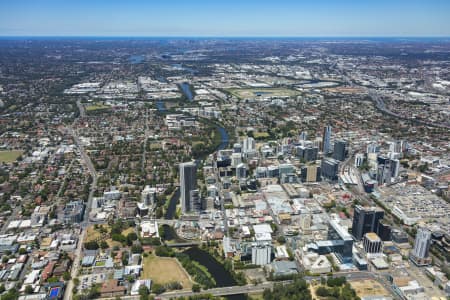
xmin=159 ymin=271 xmax=378 ymax=299
xmin=63 ymin=102 xmax=98 ymax=300
xmin=92 ymin=271 xmax=383 ymax=300
xmin=141 ymin=108 xmax=149 ymax=173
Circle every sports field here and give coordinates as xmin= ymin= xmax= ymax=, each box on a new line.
xmin=0 ymin=150 xmax=23 ymax=163
xmin=85 ymin=103 xmax=110 ymax=111
xmin=141 ymin=254 xmax=192 ymax=289
xmin=226 ymin=87 xmax=300 ymax=99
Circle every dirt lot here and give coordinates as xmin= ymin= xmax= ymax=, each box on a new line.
xmin=349 ymin=279 xmax=390 ymax=298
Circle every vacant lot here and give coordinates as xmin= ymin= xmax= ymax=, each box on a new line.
xmin=0 ymin=150 xmax=23 ymax=163
xmin=84 ymin=225 xmax=129 ymax=248
xmin=141 ymin=254 xmax=192 ymax=289
xmin=349 ymin=279 xmax=390 ymax=298
xmin=226 ymin=88 xmax=300 ymax=99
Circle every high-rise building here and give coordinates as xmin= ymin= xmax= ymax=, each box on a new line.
xmin=321 ymin=157 xmax=339 ymax=181
xmin=389 ymin=140 xmax=403 ymax=153
xmin=354 ymin=153 xmax=365 ymax=168
xmin=301 ymin=165 xmax=321 ymax=182
xmin=296 ymin=145 xmax=318 ymax=162
xmin=377 ymin=162 xmax=392 ymax=185
xmin=179 ymin=162 xmax=197 ymax=213
xmin=251 ymin=243 xmax=272 ymax=266
xmin=363 ymin=232 xmax=382 ymax=254
xmin=322 ymin=125 xmax=332 ymax=154
xmin=410 ymin=227 xmax=432 ymax=266
xmin=391 ymin=159 xmax=400 ymax=178
xmin=279 ymin=163 xmax=294 ymax=178
xmin=366 ymin=142 xmax=380 ymax=154
xmin=242 ymin=137 xmax=256 ymax=153
xmin=190 ymin=189 xmax=201 ymax=212
xmin=333 ymin=140 xmax=347 ymax=161
xmin=233 ymin=143 xmax=242 ymax=153
xmin=236 ymin=163 xmax=247 ymax=179
xmin=299 ymin=131 xmax=308 ymax=141
xmin=377 ymin=220 xmax=391 ymax=241
xmin=351 ymin=205 xmax=385 ymax=241
xmin=141 ymin=185 xmax=156 ymax=206
xmin=327 ymin=219 xmax=353 ymax=263
xmin=231 ymin=153 xmax=242 ymax=167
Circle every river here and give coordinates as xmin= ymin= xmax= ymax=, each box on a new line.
xmin=129 ymin=55 xmax=144 ymax=64
xmin=156 ymin=101 xmax=167 ymax=112
xmin=179 ymin=82 xmax=194 ymax=101
xmin=183 ymin=247 xmax=236 ymax=286
xmin=183 ymin=247 xmax=246 ymax=300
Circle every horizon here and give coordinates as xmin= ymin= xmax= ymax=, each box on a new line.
xmin=1 ymin=0 xmax=449 ymax=37
xmin=1 ymin=35 xmax=449 ymax=40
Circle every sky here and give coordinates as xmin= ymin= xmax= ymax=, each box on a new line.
xmin=0 ymin=0 xmax=449 ymax=37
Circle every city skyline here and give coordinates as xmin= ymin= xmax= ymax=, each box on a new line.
xmin=1 ymin=0 xmax=450 ymax=37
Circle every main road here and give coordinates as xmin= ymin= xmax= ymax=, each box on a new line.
xmin=94 ymin=271 xmax=377 ymax=300
xmin=64 ymin=102 xmax=98 ymax=300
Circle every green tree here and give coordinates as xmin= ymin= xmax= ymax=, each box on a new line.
xmin=63 ymin=271 xmax=71 ymax=281
xmin=100 ymin=240 xmax=109 ymax=249
xmin=139 ymin=285 xmax=149 ymax=300
xmin=151 ymin=283 xmax=166 ymax=295
xmin=25 ymin=285 xmax=34 ymax=294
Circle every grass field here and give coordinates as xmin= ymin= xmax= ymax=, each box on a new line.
xmin=226 ymin=87 xmax=300 ymax=99
xmin=85 ymin=104 xmax=110 ymax=111
xmin=141 ymin=254 xmax=192 ymax=289
xmin=253 ymin=132 xmax=270 ymax=139
xmin=0 ymin=150 xmax=23 ymax=163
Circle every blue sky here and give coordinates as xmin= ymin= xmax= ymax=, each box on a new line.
xmin=0 ymin=0 xmax=449 ymax=37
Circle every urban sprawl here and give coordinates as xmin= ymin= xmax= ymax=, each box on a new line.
xmin=0 ymin=38 xmax=449 ymax=300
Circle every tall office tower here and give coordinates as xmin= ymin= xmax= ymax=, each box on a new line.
xmin=301 ymin=165 xmax=321 ymax=183
xmin=141 ymin=185 xmax=157 ymax=206
xmin=410 ymin=227 xmax=432 ymax=266
xmin=179 ymin=162 xmax=197 ymax=213
xmin=377 ymin=163 xmax=392 ymax=185
xmin=322 ymin=125 xmax=332 ymax=154
xmin=377 ymin=220 xmax=392 ymax=241
xmin=190 ymin=189 xmax=201 ymax=212
xmin=251 ymin=243 xmax=272 ymax=266
xmin=299 ymin=131 xmax=308 ymax=141
xmin=296 ymin=145 xmax=319 ymax=162
xmin=366 ymin=142 xmax=379 ymax=154
xmin=242 ymin=137 xmax=256 ymax=153
xmin=389 ymin=140 xmax=403 ymax=153
xmin=363 ymin=233 xmax=382 ymax=254
xmin=236 ymin=163 xmax=247 ymax=179
xmin=411 ymin=227 xmax=432 ymax=260
xmin=333 ymin=140 xmax=347 ymax=161
xmin=321 ymin=157 xmax=339 ymax=181
xmin=390 ymin=159 xmax=400 ymax=178
xmin=354 ymin=153 xmax=365 ymax=168
xmin=351 ymin=205 xmax=385 ymax=241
